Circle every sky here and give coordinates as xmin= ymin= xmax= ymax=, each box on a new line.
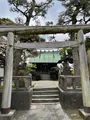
xmin=0 ymin=0 xmax=63 ymax=25
xmin=0 ymin=0 xmax=70 ymax=41
xmin=0 ymin=0 xmax=89 ymax=41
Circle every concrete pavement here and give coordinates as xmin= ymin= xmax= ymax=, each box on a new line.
xmin=13 ymin=81 xmax=71 ymax=120
xmin=32 ymin=80 xmax=58 ymax=88
xmin=13 ymin=103 xmax=71 ymax=120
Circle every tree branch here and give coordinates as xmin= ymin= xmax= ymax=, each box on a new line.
xmin=12 ymin=3 xmax=26 ymax=17
xmin=85 ymin=18 xmax=90 ymax=24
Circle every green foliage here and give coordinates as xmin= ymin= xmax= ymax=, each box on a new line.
xmin=7 ymin=0 xmax=48 ymax=75
xmin=0 ymin=18 xmax=14 ymax=25
xmin=46 ymin=21 xmax=53 ymax=26
xmin=8 ymin=0 xmax=53 ymax=25
xmin=13 ymin=64 xmax=36 ymax=87
xmin=0 ymin=18 xmax=15 ymax=67
xmin=12 ymin=84 xmax=16 ymax=88
xmin=16 ymin=69 xmax=26 ymax=87
xmin=31 ymin=83 xmax=36 ymax=88
xmin=26 ymin=63 xmax=37 ymax=72
xmin=60 ymin=47 xmax=72 ymax=59
xmin=0 ymin=84 xmax=16 ymax=89
xmin=19 ymin=34 xmax=45 ymax=42
xmin=58 ymin=0 xmax=90 ymax=25
xmin=60 ymin=48 xmax=66 ymax=58
xmin=85 ymin=37 xmax=90 ymax=51
xmin=7 ymin=0 xmax=53 ymax=78
xmin=18 ymin=70 xmax=26 ymax=75
xmin=67 ymin=48 xmax=72 ymax=57
xmin=0 ymin=85 xmax=3 ymax=89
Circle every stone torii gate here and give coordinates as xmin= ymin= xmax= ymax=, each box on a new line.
xmin=0 ymin=25 xmax=90 ymax=119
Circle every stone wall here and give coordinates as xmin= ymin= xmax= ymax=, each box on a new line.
xmin=58 ymin=87 xmax=83 ymax=109
xmin=0 ymin=88 xmax=33 ymax=111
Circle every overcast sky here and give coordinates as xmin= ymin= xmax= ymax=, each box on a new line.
xmin=0 ymin=0 xmax=89 ymax=41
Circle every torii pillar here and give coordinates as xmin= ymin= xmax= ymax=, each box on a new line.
xmin=1 ymin=32 xmax=14 ymax=114
xmin=78 ymin=30 xmax=90 ymax=119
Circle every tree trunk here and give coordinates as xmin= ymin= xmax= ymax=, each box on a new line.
xmin=72 ymin=47 xmax=80 ymax=75
xmin=25 ymin=16 xmax=31 ymax=26
xmin=71 ymin=33 xmax=81 ymax=86
xmin=13 ymin=50 xmax=22 ymax=89
xmin=13 ymin=50 xmax=22 ymax=74
xmin=25 ymin=18 xmax=30 ymax=26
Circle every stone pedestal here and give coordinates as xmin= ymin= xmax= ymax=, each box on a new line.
xmin=0 ymin=110 xmax=16 ymax=120
xmin=58 ymin=87 xmax=82 ymax=109
xmin=0 ymin=88 xmax=33 ymax=110
xmin=79 ymin=109 xmax=90 ymax=120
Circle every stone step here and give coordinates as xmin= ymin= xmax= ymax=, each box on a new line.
xmin=33 ymin=90 xmax=58 ymax=95
xmin=31 ymin=102 xmax=59 ymax=105
xmin=33 ymin=87 xmax=58 ymax=91
xmin=32 ymin=95 xmax=59 ymax=99
xmin=41 ymin=74 xmax=50 ymax=80
xmin=32 ymin=98 xmax=59 ymax=103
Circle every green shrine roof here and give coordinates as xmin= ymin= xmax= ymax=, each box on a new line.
xmin=30 ymin=50 xmax=61 ymax=63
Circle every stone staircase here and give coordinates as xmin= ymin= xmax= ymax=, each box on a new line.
xmin=41 ymin=74 xmax=50 ymax=80
xmin=32 ymin=87 xmax=59 ymax=103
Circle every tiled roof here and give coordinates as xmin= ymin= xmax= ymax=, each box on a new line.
xmin=29 ymin=51 xmax=61 ymax=63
